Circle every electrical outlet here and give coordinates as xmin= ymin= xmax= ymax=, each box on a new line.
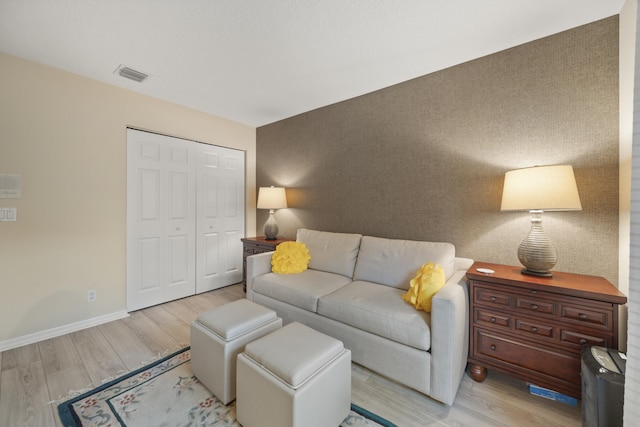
xmin=87 ymin=290 xmax=97 ymax=302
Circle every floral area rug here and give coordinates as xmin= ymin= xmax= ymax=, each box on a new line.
xmin=58 ymin=347 xmax=396 ymax=427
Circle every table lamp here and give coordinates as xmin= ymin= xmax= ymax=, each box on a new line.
xmin=257 ymin=186 xmax=287 ymax=240
xmin=500 ymin=165 xmax=582 ymax=277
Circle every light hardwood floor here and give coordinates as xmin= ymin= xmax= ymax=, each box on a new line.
xmin=0 ymin=283 xmax=582 ymax=426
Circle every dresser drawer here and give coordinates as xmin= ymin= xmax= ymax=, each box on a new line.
xmin=560 ymin=304 xmax=610 ymax=329
xmin=474 ymin=286 xmax=511 ymax=307
xmin=475 ymin=330 xmax=579 ymax=384
xmin=560 ymin=329 xmax=610 ymax=348
xmin=515 ymin=318 xmax=555 ymax=339
xmin=516 ymin=297 xmax=555 ymax=316
xmin=474 ymin=308 xmax=511 ymax=329
xmin=245 ymin=244 xmax=268 ymax=253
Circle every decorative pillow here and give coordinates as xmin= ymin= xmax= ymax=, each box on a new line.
xmin=402 ymin=262 xmax=445 ymax=312
xmin=271 ymin=242 xmax=311 ymax=274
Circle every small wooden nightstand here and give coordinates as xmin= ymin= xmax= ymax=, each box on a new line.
xmin=241 ymin=236 xmax=293 ymax=291
xmin=466 ymin=262 xmax=627 ymax=398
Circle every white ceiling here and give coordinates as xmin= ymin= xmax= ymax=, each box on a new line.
xmin=0 ymin=0 xmax=625 ymax=127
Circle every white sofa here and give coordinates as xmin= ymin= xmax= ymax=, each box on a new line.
xmin=246 ymin=229 xmax=473 ymax=405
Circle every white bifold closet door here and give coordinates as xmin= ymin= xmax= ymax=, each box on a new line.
xmin=196 ymin=143 xmax=244 ymax=294
xmin=126 ymin=129 xmax=244 ymax=311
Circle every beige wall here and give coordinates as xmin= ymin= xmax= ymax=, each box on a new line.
xmin=0 ymin=53 xmax=256 ymax=344
xmin=257 ymin=17 xmax=620 ymax=284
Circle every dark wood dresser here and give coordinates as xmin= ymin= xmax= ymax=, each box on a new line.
xmin=466 ymin=262 xmax=627 ymax=398
xmin=241 ymin=236 xmax=293 ymax=291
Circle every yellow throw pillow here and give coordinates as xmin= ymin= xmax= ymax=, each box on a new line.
xmin=271 ymin=241 xmax=311 ymax=274
xmin=402 ymin=262 xmax=446 ymax=312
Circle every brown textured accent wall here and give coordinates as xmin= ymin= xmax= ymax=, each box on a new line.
xmin=257 ymin=17 xmax=619 ymax=283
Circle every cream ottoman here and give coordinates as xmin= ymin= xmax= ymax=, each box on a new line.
xmin=190 ymin=299 xmax=282 ymax=405
xmin=236 ymin=322 xmax=351 ymax=427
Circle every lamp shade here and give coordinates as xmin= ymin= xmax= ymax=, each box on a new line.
xmin=500 ymin=165 xmax=582 ymax=212
xmin=257 ymin=186 xmax=287 ymax=210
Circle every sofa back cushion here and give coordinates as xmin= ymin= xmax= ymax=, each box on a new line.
xmin=296 ymin=229 xmax=362 ymax=278
xmin=353 ymin=236 xmax=455 ymax=290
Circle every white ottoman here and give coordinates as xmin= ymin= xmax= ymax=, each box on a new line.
xmin=236 ymin=322 xmax=351 ymax=427
xmin=190 ymin=299 xmax=282 ymax=405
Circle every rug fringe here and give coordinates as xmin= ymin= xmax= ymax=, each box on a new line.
xmin=134 ymin=343 xmax=189 ymax=373
xmin=49 ymin=343 xmax=189 ymax=406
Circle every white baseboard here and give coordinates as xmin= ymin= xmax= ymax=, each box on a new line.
xmin=0 ymin=310 xmax=130 ymax=352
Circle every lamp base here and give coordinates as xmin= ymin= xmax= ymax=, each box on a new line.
xmin=517 ymin=210 xmax=557 ymax=278
xmin=263 ymin=210 xmax=279 ymax=240
xmin=520 ymin=268 xmax=553 ymax=278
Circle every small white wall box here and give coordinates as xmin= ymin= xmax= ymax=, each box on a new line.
xmin=0 ymin=174 xmax=22 ymax=198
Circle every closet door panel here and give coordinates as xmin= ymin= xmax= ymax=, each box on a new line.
xmin=196 ymin=145 xmax=245 ymax=292
xmin=138 ymin=237 xmax=161 ymax=291
xmin=224 ymin=230 xmax=242 ymax=274
xmin=221 ymin=172 xmax=243 ymax=277
xmin=203 ymin=231 xmax=221 ymax=279
xmin=140 ymin=170 xmax=161 ymax=222
xmin=165 ymin=167 xmax=194 ymax=297
xmin=197 ymin=150 xmax=222 ymax=292
xmin=127 ymin=129 xmax=196 ymax=311
xmin=168 ymin=235 xmax=189 ymax=284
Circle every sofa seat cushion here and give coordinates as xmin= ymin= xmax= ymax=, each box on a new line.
xmin=353 ymin=236 xmax=455 ymax=290
xmin=252 ymin=269 xmax=352 ymax=312
xmin=317 ymin=280 xmax=432 ymax=351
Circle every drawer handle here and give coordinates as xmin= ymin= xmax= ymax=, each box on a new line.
xmin=490 ymin=296 xmax=497 ymax=302
xmin=579 ymin=313 xmax=588 ymax=320
xmin=490 ymin=317 xmax=497 ymax=323
xmin=490 ymin=344 xmax=496 ymax=351
xmin=530 ymin=327 xmax=538 ymax=333
xmin=579 ymin=339 xmax=587 ymax=345
xmin=531 ymin=304 xmax=538 ymax=310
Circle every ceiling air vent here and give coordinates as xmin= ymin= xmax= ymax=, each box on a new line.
xmin=115 ymin=65 xmax=149 ymax=83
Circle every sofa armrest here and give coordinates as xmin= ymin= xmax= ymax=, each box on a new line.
xmin=246 ymin=251 xmax=273 ymax=300
xmin=454 ymin=257 xmax=474 ymax=271
xmin=429 ymin=259 xmax=472 ymax=405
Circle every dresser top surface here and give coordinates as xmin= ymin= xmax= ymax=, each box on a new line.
xmin=467 ymin=262 xmax=627 ymax=304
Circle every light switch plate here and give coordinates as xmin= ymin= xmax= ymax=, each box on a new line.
xmin=0 ymin=208 xmax=17 ymax=221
